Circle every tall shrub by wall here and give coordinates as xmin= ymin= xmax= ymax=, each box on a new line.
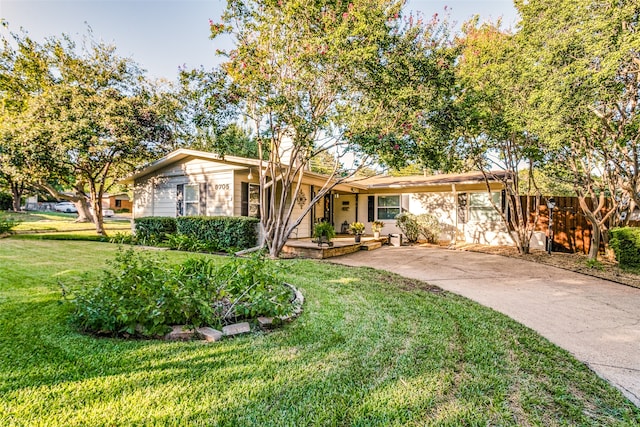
xmin=176 ymin=216 xmax=259 ymax=251
xmin=134 ymin=217 xmax=177 ymax=242
xmin=609 ymin=227 xmax=640 ymax=271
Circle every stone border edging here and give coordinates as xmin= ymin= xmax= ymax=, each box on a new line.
xmin=164 ymin=282 xmax=304 ymax=342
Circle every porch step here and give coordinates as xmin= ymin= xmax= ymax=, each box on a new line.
xmin=361 ymin=240 xmax=382 ymax=251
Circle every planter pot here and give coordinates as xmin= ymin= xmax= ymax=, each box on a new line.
xmin=355 ymin=234 xmax=362 ymax=243
xmin=373 ymin=231 xmax=380 ymax=239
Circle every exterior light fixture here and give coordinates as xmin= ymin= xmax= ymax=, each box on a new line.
xmin=247 ymin=168 xmax=253 ymax=180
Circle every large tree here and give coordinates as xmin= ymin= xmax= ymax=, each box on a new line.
xmin=454 ymin=20 xmax=543 ymax=254
xmin=1 ymin=28 xmax=173 ymax=233
xmin=0 ymin=28 xmax=53 ymax=211
xmin=515 ymin=0 xmax=640 ymax=259
xmin=211 ymin=0 xmax=456 ymax=257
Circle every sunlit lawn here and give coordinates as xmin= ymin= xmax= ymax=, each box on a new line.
xmin=1 ymin=238 xmax=638 ymax=426
xmin=2 ymin=211 xmax=130 ymax=236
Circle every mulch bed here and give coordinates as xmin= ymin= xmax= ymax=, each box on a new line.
xmin=453 ymin=243 xmax=640 ymax=289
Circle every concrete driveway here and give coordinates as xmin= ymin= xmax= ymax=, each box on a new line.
xmin=330 ymin=245 xmax=640 ymax=406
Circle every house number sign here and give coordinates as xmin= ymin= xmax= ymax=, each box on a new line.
xmin=214 ymin=183 xmax=230 ymax=191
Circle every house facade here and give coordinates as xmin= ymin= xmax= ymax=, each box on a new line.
xmin=122 ymin=149 xmax=515 ymax=246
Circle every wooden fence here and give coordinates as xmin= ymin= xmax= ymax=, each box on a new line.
xmin=515 ymin=196 xmax=628 ymax=254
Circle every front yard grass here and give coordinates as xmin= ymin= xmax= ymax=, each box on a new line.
xmin=1 ymin=211 xmax=131 ymax=234
xmin=1 ymin=238 xmax=638 ymax=426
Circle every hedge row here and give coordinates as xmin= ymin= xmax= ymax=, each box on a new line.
xmin=134 ymin=216 xmax=259 ymax=252
xmin=609 ymin=227 xmax=640 ymax=271
xmin=134 ymin=217 xmax=177 ymax=242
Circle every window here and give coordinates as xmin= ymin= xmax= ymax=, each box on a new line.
xmin=115 ymin=199 xmax=122 ymax=208
xmin=249 ymin=184 xmax=260 ymax=217
xmin=468 ymin=192 xmax=501 ymax=222
xmin=184 ymin=184 xmax=200 ymax=216
xmin=377 ymin=195 xmax=401 ymax=220
xmin=177 ymin=183 xmax=205 ymax=216
xmin=241 ymin=182 xmax=260 ymax=218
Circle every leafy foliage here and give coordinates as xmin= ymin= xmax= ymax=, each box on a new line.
xmin=0 ymin=28 xmax=175 ymax=235
xmin=349 ymin=221 xmax=365 ymax=235
xmin=395 ymin=212 xmax=441 ymax=243
xmin=208 ymin=0 xmax=457 ymax=258
xmin=313 ymin=221 xmax=336 ymax=240
xmin=216 ymin=253 xmax=292 ymax=320
xmin=395 ymin=212 xmax=421 ymax=242
xmin=66 ymin=248 xmax=292 ymax=337
xmin=415 ymin=213 xmax=442 ymax=243
xmin=0 ymin=215 xmax=19 ymax=234
xmin=176 ymin=216 xmax=259 ymax=252
xmin=609 ymin=227 xmax=640 ymax=271
xmin=134 ymin=217 xmax=177 ymax=244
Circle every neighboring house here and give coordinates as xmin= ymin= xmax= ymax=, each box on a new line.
xmin=122 ymin=148 xmax=514 ymax=246
xmin=103 ymin=193 xmax=132 ymax=212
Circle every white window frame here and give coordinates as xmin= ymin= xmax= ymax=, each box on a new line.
xmin=377 ymin=195 xmax=401 ymax=220
xmin=184 ymin=184 xmax=200 ymax=216
xmin=248 ymin=183 xmax=260 ymax=218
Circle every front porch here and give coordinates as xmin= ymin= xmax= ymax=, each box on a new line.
xmin=281 ymin=235 xmax=389 ymax=259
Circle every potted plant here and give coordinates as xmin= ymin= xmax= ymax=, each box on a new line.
xmin=349 ymin=221 xmax=365 ymax=243
xmin=371 ymin=220 xmax=384 ymax=239
xmin=313 ymin=221 xmax=335 ymax=247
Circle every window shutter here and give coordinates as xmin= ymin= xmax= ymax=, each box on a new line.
xmin=401 ymin=195 xmax=410 ymax=212
xmin=241 ymin=182 xmax=249 ymax=216
xmin=457 ymin=193 xmax=468 ymax=224
xmin=176 ymin=184 xmax=184 ymax=217
xmin=367 ymin=196 xmax=375 ymax=222
xmin=199 ymin=183 xmax=207 ymax=215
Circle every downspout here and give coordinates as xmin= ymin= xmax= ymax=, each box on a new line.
xmin=452 ymin=183 xmax=457 ymax=245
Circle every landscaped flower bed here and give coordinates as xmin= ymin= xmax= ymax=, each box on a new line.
xmin=63 ymin=248 xmax=301 ymax=339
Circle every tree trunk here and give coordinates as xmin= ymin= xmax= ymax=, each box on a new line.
xmin=10 ymin=181 xmax=24 ymax=212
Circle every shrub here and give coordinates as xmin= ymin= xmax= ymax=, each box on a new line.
xmin=166 ymin=233 xmax=216 ymax=253
xmin=0 ymin=193 xmax=12 ymax=210
xmin=177 ymin=216 xmax=259 ymax=252
xmin=313 ymin=221 xmax=336 ymax=240
xmin=66 ymin=248 xmax=293 ymax=337
xmin=395 ymin=212 xmax=441 ymax=243
xmin=216 ymin=253 xmax=292 ymax=320
xmin=0 ymin=214 xmax=20 ymax=234
xmin=395 ymin=212 xmax=421 ymax=242
xmin=609 ymin=227 xmax=640 ymax=271
xmin=415 ymin=213 xmax=441 ymax=244
xmin=109 ymin=232 xmax=137 ymax=245
xmin=134 ymin=217 xmax=177 ymax=244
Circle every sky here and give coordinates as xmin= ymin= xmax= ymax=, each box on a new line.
xmin=0 ymin=0 xmax=519 ymax=82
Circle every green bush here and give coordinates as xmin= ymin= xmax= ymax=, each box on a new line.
xmin=176 ymin=216 xmax=259 ymax=252
xmin=609 ymin=227 xmax=640 ymax=271
xmin=217 ymin=253 xmax=292 ymax=320
xmin=0 ymin=213 xmax=20 ymax=234
xmin=415 ymin=213 xmax=441 ymax=243
xmin=134 ymin=217 xmax=177 ymax=244
xmin=395 ymin=212 xmax=421 ymax=242
xmin=66 ymin=248 xmax=292 ymax=337
xmin=166 ymin=233 xmax=216 ymax=253
xmin=395 ymin=212 xmax=441 ymax=243
xmin=313 ymin=221 xmax=336 ymax=240
xmin=0 ymin=193 xmax=12 ymax=210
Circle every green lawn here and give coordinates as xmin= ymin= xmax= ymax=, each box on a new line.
xmin=2 ymin=211 xmax=131 ymax=234
xmin=1 ymin=238 xmax=638 ymax=426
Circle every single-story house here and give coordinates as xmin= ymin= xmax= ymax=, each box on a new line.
xmin=103 ymin=193 xmax=132 ymax=212
xmin=121 ymin=148 xmax=516 ymax=246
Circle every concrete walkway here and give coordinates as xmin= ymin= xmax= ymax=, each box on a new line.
xmin=330 ymin=245 xmax=640 ymax=406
